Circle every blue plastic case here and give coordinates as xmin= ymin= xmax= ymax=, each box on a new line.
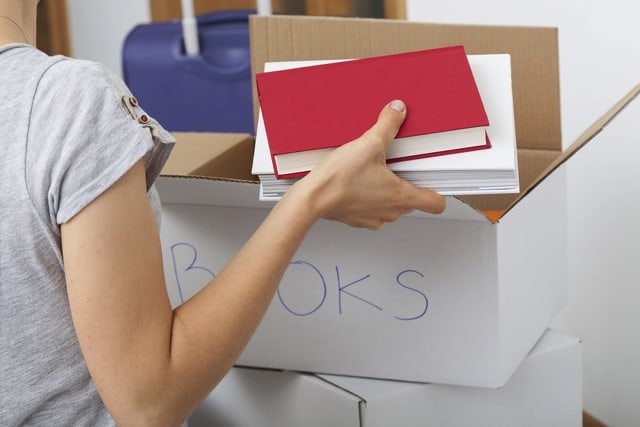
xmin=123 ymin=10 xmax=256 ymax=134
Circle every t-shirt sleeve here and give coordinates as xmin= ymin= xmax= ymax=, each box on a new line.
xmin=26 ymin=58 xmax=175 ymax=227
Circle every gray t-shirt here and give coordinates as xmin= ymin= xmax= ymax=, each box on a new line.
xmin=0 ymin=44 xmax=174 ymax=426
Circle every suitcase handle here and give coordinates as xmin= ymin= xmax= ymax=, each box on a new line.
xmin=181 ymin=0 xmax=199 ymax=55
xmin=177 ymin=10 xmax=254 ymax=80
xmin=182 ymin=0 xmax=271 ymax=56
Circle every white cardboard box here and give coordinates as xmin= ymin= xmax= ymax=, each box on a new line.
xmin=159 ymin=169 xmax=566 ymax=388
xmin=157 ymin=15 xmax=640 ymax=387
xmin=188 ymin=330 xmax=582 ymax=427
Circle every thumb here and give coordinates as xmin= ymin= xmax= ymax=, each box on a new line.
xmin=364 ymin=100 xmax=407 ymax=149
xmin=412 ymin=186 xmax=447 ymax=215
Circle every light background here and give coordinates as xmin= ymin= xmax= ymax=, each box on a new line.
xmin=406 ymin=2 xmax=640 ymax=426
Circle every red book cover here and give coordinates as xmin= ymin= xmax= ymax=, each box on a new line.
xmin=256 ymin=45 xmax=491 ymax=179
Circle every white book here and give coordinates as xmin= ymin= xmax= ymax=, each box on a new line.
xmin=252 ymin=55 xmax=518 ymax=201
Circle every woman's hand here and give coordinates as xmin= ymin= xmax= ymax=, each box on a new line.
xmin=288 ymin=100 xmax=446 ymax=229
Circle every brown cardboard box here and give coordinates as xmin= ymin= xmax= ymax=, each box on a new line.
xmin=583 ymin=411 xmax=608 ymax=427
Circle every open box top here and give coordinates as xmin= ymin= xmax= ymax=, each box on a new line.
xmin=159 ymin=15 xmax=640 ymax=223
xmin=249 ymin=15 xmax=562 ymax=219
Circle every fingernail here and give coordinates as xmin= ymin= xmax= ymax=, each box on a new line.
xmin=390 ymin=100 xmax=405 ymax=112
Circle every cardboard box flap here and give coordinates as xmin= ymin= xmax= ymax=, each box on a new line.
xmin=157 ymin=176 xmax=264 ymax=208
xmin=501 ymin=82 xmax=640 ymax=217
xmin=161 ymin=132 xmax=258 ymax=183
xmin=249 ymin=15 xmax=561 ymax=153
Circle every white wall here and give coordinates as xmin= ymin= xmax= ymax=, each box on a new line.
xmin=407 ymin=1 xmax=640 ymax=426
xmin=66 ymin=0 xmax=150 ymax=76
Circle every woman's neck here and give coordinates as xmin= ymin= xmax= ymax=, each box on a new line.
xmin=0 ymin=2 xmax=37 ymax=45
xmin=0 ymin=15 xmax=31 ymax=44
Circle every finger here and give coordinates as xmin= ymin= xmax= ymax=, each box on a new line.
xmin=363 ymin=100 xmax=407 ymax=149
xmin=411 ymin=187 xmax=447 ymax=215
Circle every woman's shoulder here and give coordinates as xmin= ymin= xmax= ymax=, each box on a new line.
xmin=41 ymin=54 xmax=126 ymax=98
xmin=31 ymin=54 xmax=141 ymax=133
xmin=5 ymin=46 xmax=117 ymax=90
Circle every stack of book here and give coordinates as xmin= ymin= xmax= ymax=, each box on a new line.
xmin=251 ymin=46 xmax=519 ymax=201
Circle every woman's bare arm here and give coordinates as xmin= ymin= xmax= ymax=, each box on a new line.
xmin=61 ymin=100 xmax=445 ymax=426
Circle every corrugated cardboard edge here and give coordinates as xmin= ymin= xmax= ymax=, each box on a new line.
xmin=500 ymin=82 xmax=640 ymax=218
xmin=160 ymin=174 xmax=258 ymax=185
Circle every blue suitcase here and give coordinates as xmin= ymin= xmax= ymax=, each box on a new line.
xmin=122 ymin=9 xmax=256 ymax=134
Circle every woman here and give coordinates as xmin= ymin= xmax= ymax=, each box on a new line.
xmin=0 ymin=1 xmax=445 ymax=425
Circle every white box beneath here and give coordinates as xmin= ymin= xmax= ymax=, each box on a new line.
xmin=188 ymin=329 xmax=582 ymax=427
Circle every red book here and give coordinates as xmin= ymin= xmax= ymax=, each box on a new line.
xmin=256 ymin=45 xmax=491 ymax=179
